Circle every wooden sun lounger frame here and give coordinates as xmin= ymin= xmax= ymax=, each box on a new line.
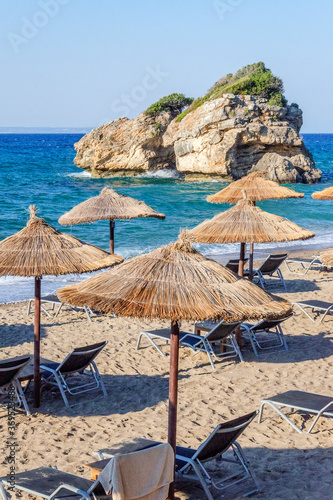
xmin=292 ymin=300 xmax=333 ymax=322
xmin=259 ymin=390 xmax=333 ymax=433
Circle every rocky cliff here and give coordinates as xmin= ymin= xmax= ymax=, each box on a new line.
xmin=74 ymin=111 xmax=175 ymax=177
xmin=74 ymin=95 xmax=321 ymax=183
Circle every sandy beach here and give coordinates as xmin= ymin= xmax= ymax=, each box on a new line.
xmin=0 ymin=247 xmax=332 ymax=499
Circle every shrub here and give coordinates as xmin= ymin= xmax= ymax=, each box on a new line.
xmin=178 ymin=62 xmax=287 ymax=121
xmin=144 ymin=93 xmax=194 ymax=116
xmin=267 ymin=93 xmax=288 ymax=107
xmin=291 ymin=102 xmax=299 ymax=108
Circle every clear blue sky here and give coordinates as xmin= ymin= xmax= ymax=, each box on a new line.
xmin=1 ymin=0 xmax=332 ymax=132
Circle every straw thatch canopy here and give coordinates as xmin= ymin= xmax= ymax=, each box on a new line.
xmin=189 ymin=199 xmax=315 ymax=244
xmin=319 ymin=250 xmax=333 ymax=267
xmin=0 ymin=206 xmax=123 ymax=277
xmin=312 ymin=186 xmax=333 ymax=200
xmin=207 ymin=171 xmax=304 ymax=204
xmin=59 ymin=188 xmax=165 ymax=226
xmin=58 ymin=232 xmax=291 ymax=322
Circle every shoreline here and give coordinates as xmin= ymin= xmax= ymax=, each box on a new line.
xmin=207 ymin=243 xmax=333 ymax=265
xmin=1 ymin=243 xmax=333 ymax=305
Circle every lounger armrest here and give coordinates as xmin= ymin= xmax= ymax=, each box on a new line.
xmin=40 ymin=364 xmax=59 ymax=377
xmin=50 ymin=483 xmax=91 ymax=499
xmin=240 ymin=324 xmax=251 ymax=333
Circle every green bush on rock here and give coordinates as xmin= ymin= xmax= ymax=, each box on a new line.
xmin=144 ymin=93 xmax=194 ymax=117
xmin=176 ymin=62 xmax=287 ymax=121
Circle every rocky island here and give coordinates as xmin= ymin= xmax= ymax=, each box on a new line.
xmin=74 ymin=63 xmax=321 ymax=183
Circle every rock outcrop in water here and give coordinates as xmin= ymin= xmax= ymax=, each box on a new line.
xmin=74 ymin=95 xmax=321 ymax=183
xmin=74 ymin=112 xmax=175 ymax=177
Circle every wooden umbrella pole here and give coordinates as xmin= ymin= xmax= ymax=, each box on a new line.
xmin=236 ymin=243 xmax=246 ymax=348
xmin=238 ymin=242 xmax=246 ymax=277
xmin=34 ymin=276 xmax=41 ymax=408
xmin=248 ymin=201 xmax=256 ymax=281
xmin=249 ymin=243 xmax=254 ymax=281
xmin=168 ymin=320 xmax=180 ymax=500
xmin=109 ymin=220 xmax=115 ymax=254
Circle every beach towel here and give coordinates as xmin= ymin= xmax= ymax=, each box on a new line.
xmin=98 ymin=443 xmax=174 ymax=500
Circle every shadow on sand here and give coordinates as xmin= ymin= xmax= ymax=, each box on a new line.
xmin=174 ymin=445 xmax=333 ymax=499
xmin=24 ymin=371 xmax=190 ymax=418
xmin=0 ymin=324 xmax=49 ymax=349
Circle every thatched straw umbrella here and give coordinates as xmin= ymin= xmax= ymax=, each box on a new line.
xmin=189 ymin=199 xmax=315 ymax=275
xmin=59 ymin=188 xmax=165 ymax=253
xmin=312 ymin=186 xmax=333 ymax=200
xmin=312 ymin=188 xmax=333 ymax=265
xmin=57 ymin=231 xmax=291 ymax=497
xmin=207 ymin=171 xmax=304 ymax=278
xmin=207 ymin=171 xmax=304 ymax=204
xmin=0 ymin=206 xmax=123 ymax=407
xmin=319 ymin=250 xmax=333 ymax=267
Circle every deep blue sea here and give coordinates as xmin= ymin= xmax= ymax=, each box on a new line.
xmin=1 ymin=133 xmax=333 ymax=303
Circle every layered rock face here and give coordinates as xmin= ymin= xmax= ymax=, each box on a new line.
xmin=163 ymin=95 xmax=320 ymax=183
xmin=74 ymin=95 xmax=321 ymax=183
xmin=74 ymin=111 xmax=176 ymax=176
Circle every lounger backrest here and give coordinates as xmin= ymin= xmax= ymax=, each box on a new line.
xmin=204 ymin=321 xmax=241 ymax=343
xmin=251 ymin=313 xmax=293 ymax=332
xmin=194 ymin=411 xmax=257 ymax=462
xmin=0 ymin=356 xmax=32 ymax=389
xmin=226 ymin=259 xmax=248 ymax=274
xmin=259 ymin=253 xmax=288 ymax=274
xmin=57 ymin=341 xmax=107 ymax=374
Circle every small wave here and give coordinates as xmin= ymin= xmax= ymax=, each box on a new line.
xmin=66 ymin=171 xmax=92 ymax=179
xmin=137 ymin=169 xmax=182 ymax=179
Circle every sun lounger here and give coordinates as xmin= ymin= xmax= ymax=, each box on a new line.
xmin=258 ymin=390 xmax=333 ymax=433
xmin=292 ymin=299 xmax=333 ymax=322
xmin=245 ymin=252 xmax=288 ymax=291
xmin=284 ymin=255 xmax=323 ymax=275
xmin=175 ymin=411 xmax=259 ymax=499
xmin=136 ymin=321 xmax=243 ymax=369
xmin=94 ymin=413 xmax=259 ymax=500
xmin=27 ymin=294 xmax=97 ymax=322
xmin=0 ymin=443 xmax=174 ymax=500
xmin=240 ymin=314 xmax=292 ymax=356
xmin=40 ymin=341 xmax=108 ymax=407
xmin=225 ymin=258 xmax=248 ymax=274
xmin=0 ymin=356 xmax=32 ymax=415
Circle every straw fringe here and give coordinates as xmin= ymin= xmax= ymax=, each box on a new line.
xmin=58 ymin=236 xmax=291 ymax=322
xmin=0 ymin=212 xmax=123 ymax=277
xmin=58 ymin=188 xmax=165 ymax=226
xmin=189 ymin=199 xmax=314 ymax=244
xmin=319 ymin=250 xmax=333 ymax=267
xmin=207 ymin=171 xmax=304 ymax=204
xmin=312 ymin=187 xmax=333 ymax=200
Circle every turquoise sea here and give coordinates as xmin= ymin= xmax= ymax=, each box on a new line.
xmin=1 ymin=133 xmax=333 ymax=303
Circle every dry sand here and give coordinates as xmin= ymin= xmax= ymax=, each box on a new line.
xmin=0 ymin=247 xmax=333 ymax=499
